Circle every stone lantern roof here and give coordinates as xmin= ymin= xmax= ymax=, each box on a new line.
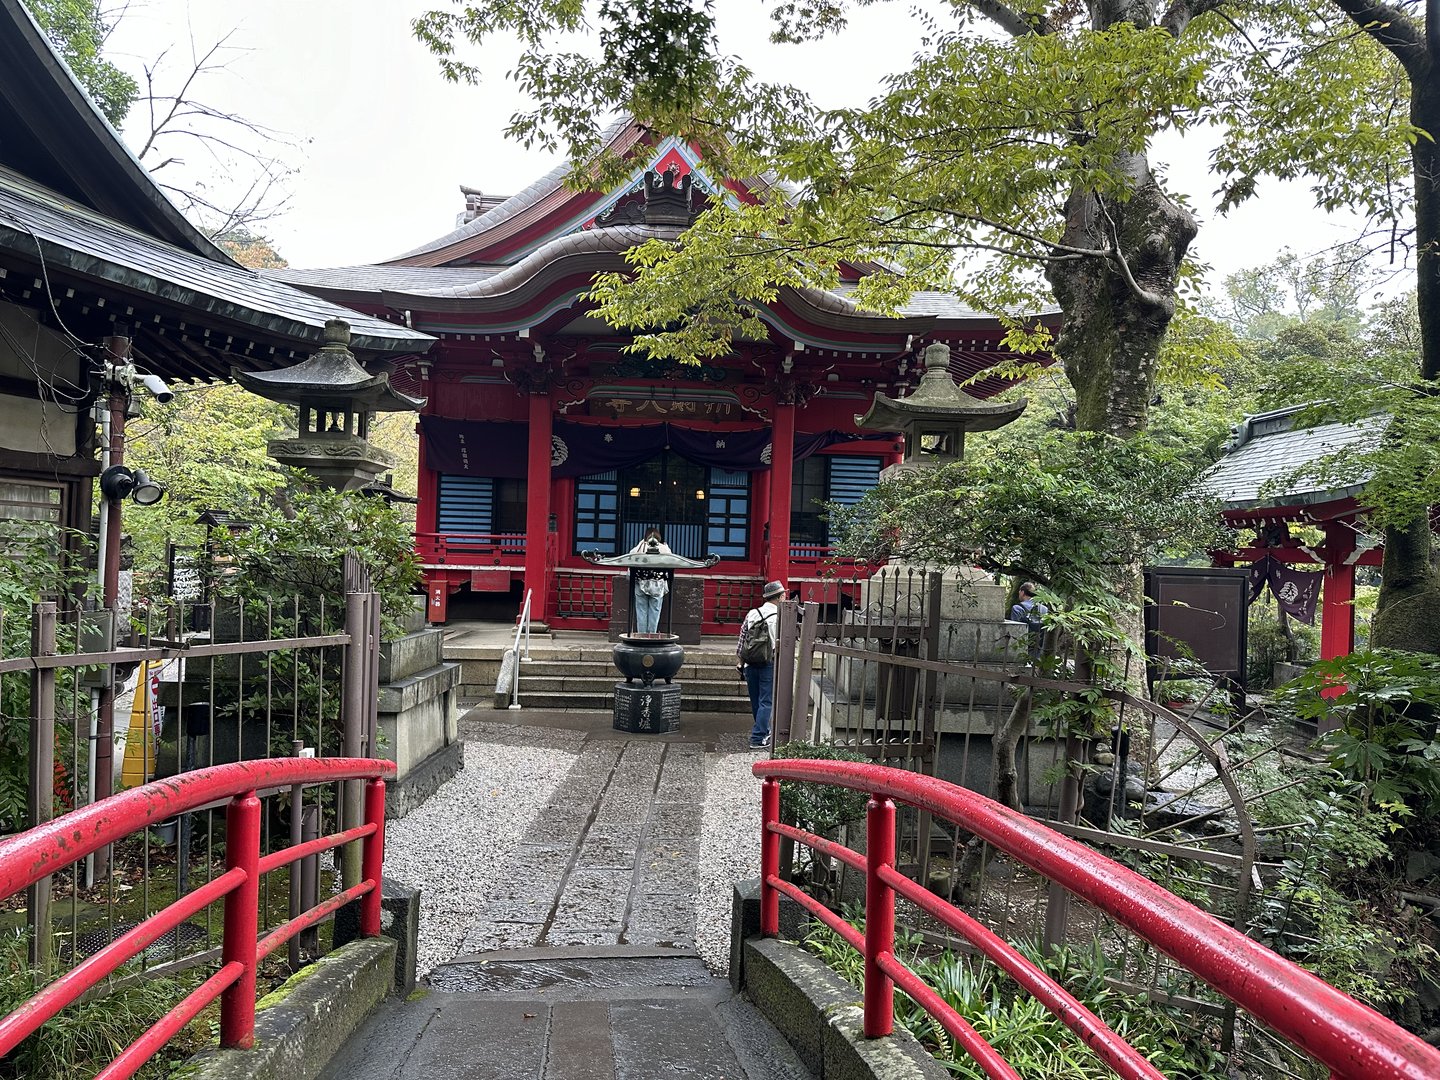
xmin=856 ymin=341 xmax=1026 ymax=464
xmin=234 ymin=318 xmax=425 ymax=412
xmin=234 ymin=319 xmax=425 ymax=490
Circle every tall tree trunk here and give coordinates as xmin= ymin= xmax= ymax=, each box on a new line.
xmin=1045 ymin=157 xmax=1195 ymax=681
xmin=1047 ymin=166 xmax=1196 ymax=437
xmin=1374 ymin=62 xmax=1440 ymax=654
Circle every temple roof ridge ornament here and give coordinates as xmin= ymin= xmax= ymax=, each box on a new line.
xmin=595 ymin=164 xmax=699 ymax=229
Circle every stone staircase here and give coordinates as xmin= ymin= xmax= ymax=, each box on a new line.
xmin=512 ymin=646 xmax=753 ymax=713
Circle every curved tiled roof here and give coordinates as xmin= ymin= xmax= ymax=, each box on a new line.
xmin=387 ymin=116 xmax=637 ymax=264
xmin=0 ymin=166 xmax=431 ymax=356
xmin=380 ymin=223 xmax=687 ymax=302
xmin=272 ymin=264 xmax=502 ymax=295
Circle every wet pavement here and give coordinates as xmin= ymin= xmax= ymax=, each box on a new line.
xmin=322 ymin=709 xmax=809 ymax=1080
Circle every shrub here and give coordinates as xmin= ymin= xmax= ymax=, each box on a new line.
xmin=1279 ymin=649 xmax=1440 ymax=824
xmin=0 ymin=522 xmax=89 ymax=833
xmin=772 ymin=740 xmax=871 ymax=834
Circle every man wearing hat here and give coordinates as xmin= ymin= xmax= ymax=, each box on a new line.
xmin=736 ymin=580 xmax=786 ymax=749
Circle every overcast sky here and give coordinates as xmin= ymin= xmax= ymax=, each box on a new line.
xmin=104 ymin=0 xmax=1388 ymax=298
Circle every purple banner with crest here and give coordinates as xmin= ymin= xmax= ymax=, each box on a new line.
xmin=1247 ymin=556 xmax=1322 ymax=625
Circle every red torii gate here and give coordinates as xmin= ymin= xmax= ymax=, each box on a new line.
xmin=1205 ymin=407 xmax=1386 ymax=662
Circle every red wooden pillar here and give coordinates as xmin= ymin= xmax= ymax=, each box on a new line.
xmin=1319 ymin=522 xmax=1356 ymax=662
xmin=752 ymin=468 xmax=771 ymax=569
xmin=525 ymin=391 xmax=553 ymax=622
xmin=766 ymin=400 xmax=796 ymax=581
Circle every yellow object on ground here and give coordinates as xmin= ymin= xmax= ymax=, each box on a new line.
xmin=120 ymin=660 xmax=162 ymax=788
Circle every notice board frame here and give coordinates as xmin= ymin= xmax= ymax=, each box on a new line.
xmin=1144 ymin=565 xmax=1249 ymax=697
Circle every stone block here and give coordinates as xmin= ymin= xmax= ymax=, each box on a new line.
xmin=383 ymin=740 xmax=463 ymax=820
xmin=727 ymin=877 xmax=815 ymax=993
xmin=379 ymin=627 xmax=445 ymax=684
xmin=334 ymin=877 xmax=420 ymax=997
xmin=738 ymin=933 xmax=949 ymax=1080
xmin=181 ymin=938 xmax=395 ymax=1080
xmin=378 ymin=668 xmax=459 ymax=774
xmin=740 ymin=937 xmax=857 ymax=1076
xmin=375 ymin=661 xmax=459 ymax=718
xmin=822 ymin=1002 xmax=950 ymax=1080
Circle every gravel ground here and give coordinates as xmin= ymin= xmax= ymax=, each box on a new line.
xmin=697 ymin=746 xmax=765 ymax=974
xmin=383 ymin=737 xmax=576 ymax=976
xmin=385 ymin=724 xmax=765 ymax=978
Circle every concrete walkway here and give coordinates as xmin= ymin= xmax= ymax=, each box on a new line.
xmin=322 ymin=709 xmax=807 ymax=1079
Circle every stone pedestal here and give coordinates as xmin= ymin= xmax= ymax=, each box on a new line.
xmin=378 ymin=626 xmax=462 ymax=818
xmin=612 ymin=682 xmax=681 ymax=734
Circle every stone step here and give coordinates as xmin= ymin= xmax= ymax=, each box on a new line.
xmin=518 ymin=659 xmax=740 ymax=679
xmin=516 ymin=692 xmax=752 ymax=713
xmin=518 ymin=675 xmax=749 ymax=695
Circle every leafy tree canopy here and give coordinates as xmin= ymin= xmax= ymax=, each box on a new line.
xmin=213 ymin=228 xmax=288 ymax=270
xmin=123 ymin=383 xmax=292 ymax=594
xmin=23 ymin=0 xmax=137 ymax=127
xmin=414 ymin=1 xmax=1409 ymax=436
xmin=830 ymin=430 xmax=1226 ymax=599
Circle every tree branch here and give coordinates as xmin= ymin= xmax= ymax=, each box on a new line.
xmin=1330 ymin=0 xmax=1427 ymax=76
xmin=968 ymin=0 xmax=1050 ymax=37
xmin=1097 ymin=200 xmax=1167 ymax=308
xmin=1159 ymin=0 xmax=1225 ymax=37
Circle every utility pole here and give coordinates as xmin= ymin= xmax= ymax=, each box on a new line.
xmin=92 ymin=332 xmax=131 ymax=880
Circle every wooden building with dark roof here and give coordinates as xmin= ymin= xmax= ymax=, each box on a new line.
xmin=1205 ymin=404 xmax=1387 ymax=662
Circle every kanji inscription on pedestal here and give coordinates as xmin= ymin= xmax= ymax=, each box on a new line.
xmin=612 ymin=682 xmax=681 ymax=734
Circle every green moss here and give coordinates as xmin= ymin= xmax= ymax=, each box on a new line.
xmin=406 ymin=987 xmax=430 ymax=1003
xmin=255 ymin=961 xmax=319 ymax=1011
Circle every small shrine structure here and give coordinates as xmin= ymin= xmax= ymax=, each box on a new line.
xmin=1204 ymin=404 xmax=1386 ymax=661
xmin=274 ymin=122 xmax=1057 ymax=631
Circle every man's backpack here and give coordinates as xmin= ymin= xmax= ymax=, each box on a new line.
xmin=739 ymin=610 xmax=776 ymax=665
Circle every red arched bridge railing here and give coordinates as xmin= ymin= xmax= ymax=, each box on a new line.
xmin=755 ymin=759 xmax=1440 ymax=1080
xmin=0 ymin=757 xmax=395 ymax=1080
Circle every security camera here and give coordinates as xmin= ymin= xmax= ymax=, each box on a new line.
xmin=138 ymin=372 xmax=174 ymax=403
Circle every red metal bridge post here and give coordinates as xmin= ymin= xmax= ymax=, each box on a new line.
xmin=220 ymin=790 xmax=261 ymax=1049
xmin=361 ymin=778 xmax=387 ymax=937
xmin=863 ymin=794 xmax=896 ymax=1038
xmin=760 ymin=777 xmax=780 ymax=936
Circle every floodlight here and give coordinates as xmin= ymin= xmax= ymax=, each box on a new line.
xmin=138 ymin=372 xmax=174 ymax=403
xmin=100 ymin=465 xmax=166 ymax=506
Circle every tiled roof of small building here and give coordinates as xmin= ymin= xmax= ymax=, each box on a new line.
xmin=272 ymin=264 xmax=502 ymax=293
xmin=1202 ymin=404 xmax=1386 ymax=509
xmin=0 ymin=167 xmax=431 ymax=357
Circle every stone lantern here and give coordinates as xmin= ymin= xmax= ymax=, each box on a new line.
xmin=844 ymin=341 xmax=1035 ymax=771
xmin=234 ymin=319 xmax=425 ymax=491
xmin=857 ymin=341 xmax=1027 ymax=478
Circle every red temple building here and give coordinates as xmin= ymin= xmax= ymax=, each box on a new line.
xmin=277 ymin=123 xmax=1049 ymax=631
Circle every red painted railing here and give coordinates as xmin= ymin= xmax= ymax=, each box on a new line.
xmin=756 ymin=759 xmax=1440 ymax=1080
xmin=0 ymin=757 xmax=395 ymax=1079
xmin=416 ymin=530 xmax=526 ymax=564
